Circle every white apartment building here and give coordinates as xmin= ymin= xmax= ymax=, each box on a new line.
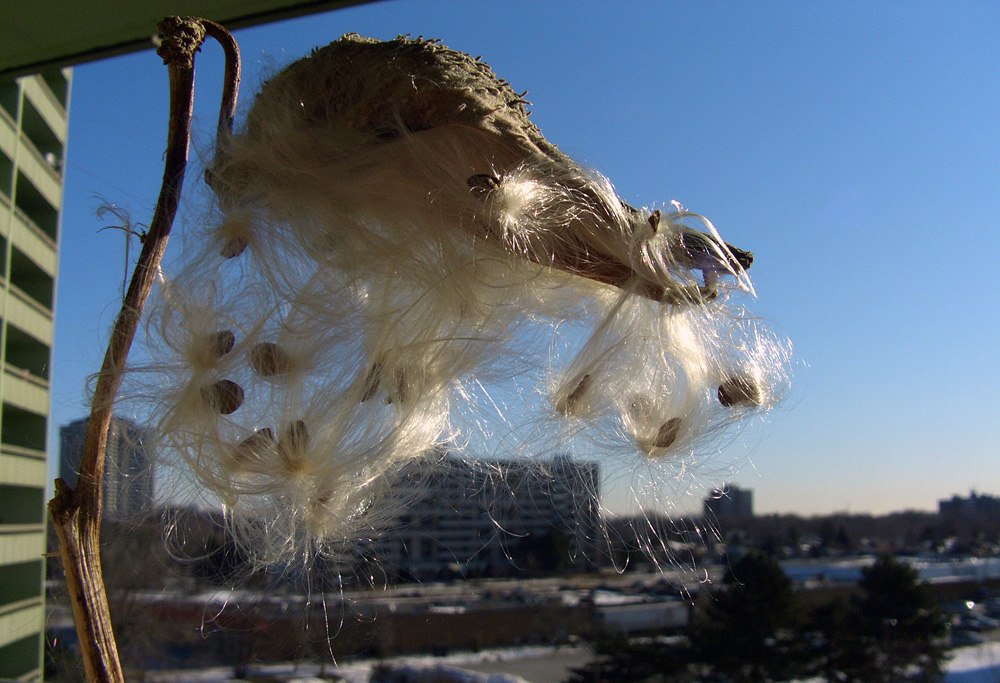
xmin=0 ymin=67 xmax=69 ymax=683
xmin=374 ymin=453 xmax=601 ymax=579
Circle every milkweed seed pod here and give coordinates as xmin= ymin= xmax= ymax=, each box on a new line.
xmin=143 ymin=34 xmax=791 ymax=565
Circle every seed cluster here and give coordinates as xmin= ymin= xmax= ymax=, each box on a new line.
xmin=136 ymin=34 xmax=791 ymax=566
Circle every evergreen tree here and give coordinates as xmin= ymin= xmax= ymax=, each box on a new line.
xmin=804 ymin=597 xmax=877 ymax=683
xmin=803 ymin=555 xmax=948 ymax=682
xmin=687 ymin=551 xmax=807 ymax=682
xmin=565 ymin=634 xmax=693 ymax=683
xmin=854 ymin=555 xmax=949 ymax=682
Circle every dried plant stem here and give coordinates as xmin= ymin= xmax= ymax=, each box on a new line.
xmin=202 ymin=18 xmax=241 ymax=190
xmin=47 ymin=17 xmax=238 ymax=682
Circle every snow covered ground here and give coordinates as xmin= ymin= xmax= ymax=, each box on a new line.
xmin=144 ymin=641 xmax=1000 ymax=683
xmin=144 ymin=645 xmax=570 ymax=683
xmin=946 ymin=641 xmax=1000 ymax=682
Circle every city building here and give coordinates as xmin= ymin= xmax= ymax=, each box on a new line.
xmin=59 ymin=416 xmax=155 ymax=520
xmin=374 ymin=453 xmax=601 ymax=579
xmin=0 ymin=68 xmax=69 ymax=683
xmin=939 ymin=491 xmax=1000 ymax=518
xmin=703 ymin=483 xmax=754 ymax=521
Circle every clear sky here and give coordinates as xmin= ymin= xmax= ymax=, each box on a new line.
xmin=50 ymin=1 xmax=1000 ymax=517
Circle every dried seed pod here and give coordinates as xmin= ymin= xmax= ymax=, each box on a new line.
xmin=207 ymin=330 xmax=236 ymax=360
xmin=556 ymin=373 xmax=592 ymax=417
xmin=201 ymin=379 xmax=245 ymax=414
xmin=222 ymin=34 xmax=757 ymax=304
xmin=653 ymin=417 xmax=683 ymax=449
xmin=248 ymin=342 xmax=292 ymax=377
xmin=718 ymin=375 xmax=763 ymax=407
xmin=134 ymin=32 xmax=792 ymax=568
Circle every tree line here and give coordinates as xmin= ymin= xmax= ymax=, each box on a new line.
xmin=569 ymin=553 xmax=950 ymax=683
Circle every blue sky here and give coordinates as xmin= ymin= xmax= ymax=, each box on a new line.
xmin=51 ymin=1 xmax=1000 ymax=516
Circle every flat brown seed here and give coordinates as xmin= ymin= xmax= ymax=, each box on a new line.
xmin=235 ymin=428 xmax=275 ymax=461
xmin=280 ymin=420 xmax=309 ymax=455
xmin=467 ymin=173 xmax=501 ymax=198
xmin=718 ymin=376 xmax=763 ymax=407
xmin=388 ymin=367 xmax=410 ymax=405
xmin=556 ymin=373 xmax=592 ymax=416
xmin=202 ymin=379 xmax=244 ymax=414
xmin=567 ymin=374 xmax=591 ymax=405
xmin=220 ymin=236 xmax=248 ymax=258
xmin=361 ymin=362 xmax=382 ymax=402
xmin=208 ymin=330 xmax=236 ymax=360
xmin=653 ymin=417 xmax=683 ymax=449
xmin=647 ymin=209 xmax=661 ymax=233
xmin=248 ymin=342 xmax=292 ymax=377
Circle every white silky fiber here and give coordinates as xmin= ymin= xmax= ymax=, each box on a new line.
xmin=133 ymin=34 xmax=791 ymax=567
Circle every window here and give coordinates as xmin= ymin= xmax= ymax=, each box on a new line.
xmin=9 ymin=247 xmax=53 ymax=310
xmin=0 ymin=560 xmax=43 ymax=607
xmin=20 ymin=98 xmax=62 ymax=173
xmin=0 ymin=633 xmax=42 ymax=680
xmin=0 ymin=80 xmax=18 ymax=121
xmin=4 ymin=325 xmax=49 ymax=380
xmin=0 ymin=484 xmax=44 ymax=525
xmin=0 ymin=148 xmax=13 ymax=199
xmin=40 ymin=69 xmax=69 ymax=109
xmin=1 ymin=403 xmax=46 ymax=451
xmin=12 ymin=173 xmax=58 ymax=241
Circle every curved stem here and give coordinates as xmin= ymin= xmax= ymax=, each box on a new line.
xmin=48 ymin=17 xmax=240 ymax=681
xmin=202 ymin=19 xmax=241 ymax=175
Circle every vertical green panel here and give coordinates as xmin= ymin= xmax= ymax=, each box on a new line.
xmin=0 ymin=484 xmax=44 ymax=524
xmin=1 ymin=403 xmax=47 ymax=451
xmin=0 ymin=632 xmax=42 ymax=679
xmin=0 ymin=560 xmax=42 ymax=607
xmin=0 ymin=81 xmax=18 ymax=121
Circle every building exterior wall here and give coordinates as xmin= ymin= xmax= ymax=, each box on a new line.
xmin=59 ymin=416 xmax=155 ymax=521
xmin=704 ymin=483 xmax=754 ymax=521
xmin=0 ymin=67 xmax=69 ymax=683
xmin=939 ymin=491 xmax=1000 ymax=518
xmin=373 ymin=453 xmax=601 ymax=579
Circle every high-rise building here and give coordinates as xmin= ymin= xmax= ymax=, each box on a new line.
xmin=374 ymin=453 xmax=601 ymax=579
xmin=59 ymin=416 xmax=155 ymax=520
xmin=703 ymin=483 xmax=754 ymax=521
xmin=939 ymin=491 xmax=1000 ymax=518
xmin=0 ymin=68 xmax=69 ymax=683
